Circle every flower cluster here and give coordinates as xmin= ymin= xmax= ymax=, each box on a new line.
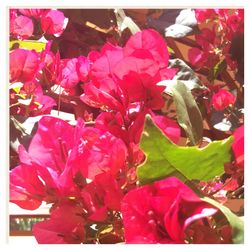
xmin=9 ymin=8 xmax=244 ymax=244
xmin=10 ymin=9 xmax=68 ymax=39
xmin=188 ymin=9 xmax=244 ymax=70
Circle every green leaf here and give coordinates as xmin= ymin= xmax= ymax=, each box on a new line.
xmin=172 ymin=80 xmax=203 ymax=145
xmin=202 ymin=197 xmax=244 ymax=244
xmin=159 ymin=59 xmax=207 ymax=95
xmin=137 ymin=116 xmax=233 ymax=184
xmin=170 ymin=59 xmax=207 ymax=91
xmin=9 ymin=40 xmax=46 ymax=52
xmin=167 ymin=46 xmax=175 ymax=54
xmin=208 ymin=59 xmax=227 ymax=81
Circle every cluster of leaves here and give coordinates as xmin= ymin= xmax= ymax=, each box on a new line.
xmin=9 ymin=8 xmax=244 ymax=244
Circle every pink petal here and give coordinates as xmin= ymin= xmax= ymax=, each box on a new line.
xmin=10 ymin=15 xmax=34 ymax=39
xmin=232 ymin=125 xmax=244 ymax=168
xmin=41 ymin=10 xmax=67 ymax=36
xmin=10 ymin=48 xmax=39 ymax=83
xmin=150 ymin=112 xmax=181 ymax=144
xmin=124 ymin=29 xmax=169 ymax=68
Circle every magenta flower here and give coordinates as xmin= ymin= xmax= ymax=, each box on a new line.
xmin=113 ymin=56 xmax=165 ymax=110
xmin=10 ymin=162 xmax=47 ymax=210
xmin=41 ymin=9 xmax=68 ymax=36
xmin=10 ymin=117 xmax=80 ymax=209
xmin=123 ymin=29 xmax=170 ymax=68
xmin=195 ymin=9 xmax=216 ymax=23
xmin=81 ymin=172 xmax=124 ymax=222
xmin=211 ymin=89 xmax=236 ymax=111
xmin=10 ymin=116 xmax=127 ymax=209
xmin=121 ymin=177 xmax=217 ymax=243
xmin=10 ymin=48 xmax=40 ymax=83
xmin=81 ymin=29 xmax=176 ymax=113
xmin=32 ymin=200 xmax=85 ymax=244
xmin=68 ymin=127 xmax=128 ymax=180
xmin=76 ymin=56 xmax=91 ymax=82
xmin=18 ymin=9 xmax=47 ymax=19
xmin=57 ymin=58 xmax=80 ymax=89
xmin=232 ymin=125 xmax=244 ymax=168
xmin=10 ymin=15 xmax=34 ymax=39
xmin=38 ymin=45 xmax=61 ymax=86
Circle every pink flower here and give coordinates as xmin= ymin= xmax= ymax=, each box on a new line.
xmin=10 ymin=15 xmax=34 ymax=39
xmin=211 ymin=89 xmax=236 ymax=111
xmin=195 ymin=28 xmax=215 ymax=49
xmin=10 ymin=48 xmax=40 ymax=83
xmin=57 ymin=58 xmax=79 ymax=89
xmin=10 ymin=117 xmax=84 ymax=209
xmin=123 ymin=29 xmax=169 ymax=68
xmin=188 ymin=47 xmax=207 ymax=68
xmin=90 ymin=44 xmax=123 ymax=91
xmin=81 ymin=29 xmax=176 ymax=112
xmin=113 ymin=56 xmax=165 ymax=110
xmin=10 ymin=116 xmax=128 ymax=210
xmin=33 ymin=200 xmax=85 ymax=244
xmin=38 ymin=45 xmax=60 ymax=86
xmin=121 ymin=177 xmax=217 ymax=243
xmin=41 ymin=10 xmax=68 ymax=36
xmin=232 ymin=125 xmax=244 ymax=168
xmin=81 ymin=172 xmax=124 ymax=222
xmin=10 ymin=163 xmax=47 ymax=210
xmin=195 ymin=9 xmax=216 ymax=23
xmin=9 ymin=81 xmax=56 ymax=116
xmin=68 ymin=127 xmax=128 ymax=180
xmin=25 ymin=116 xmax=76 ymax=171
xmin=76 ymin=56 xmax=91 ymax=82
xmin=18 ymin=9 xmax=47 ymax=19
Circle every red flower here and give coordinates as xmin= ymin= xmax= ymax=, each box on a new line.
xmin=121 ymin=177 xmax=217 ymax=243
xmin=10 ymin=48 xmax=40 ymax=83
xmin=211 ymin=89 xmax=236 ymax=111
xmin=41 ymin=10 xmax=68 ymax=36
xmin=232 ymin=125 xmax=244 ymax=168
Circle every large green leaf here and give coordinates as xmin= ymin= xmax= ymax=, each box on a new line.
xmin=172 ymin=80 xmax=203 ymax=145
xmin=137 ymin=117 xmax=233 ymax=184
xmin=202 ymin=197 xmax=244 ymax=244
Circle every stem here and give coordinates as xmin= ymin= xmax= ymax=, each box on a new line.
xmin=57 ymin=85 xmax=62 ymax=116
